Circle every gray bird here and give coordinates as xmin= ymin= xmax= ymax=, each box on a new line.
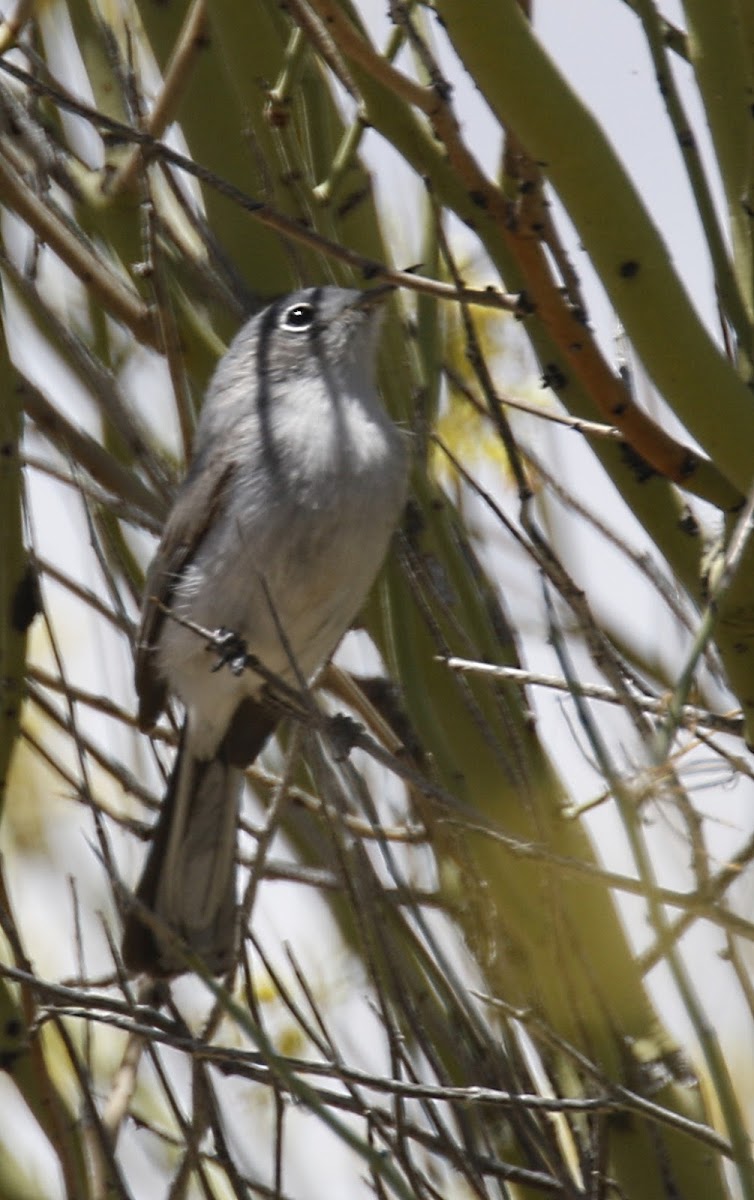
xmin=122 ymin=286 xmax=409 ymax=975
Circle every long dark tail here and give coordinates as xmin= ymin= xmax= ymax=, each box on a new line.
xmin=122 ymin=728 xmax=240 ymax=975
xmin=122 ymin=699 xmax=277 ymax=976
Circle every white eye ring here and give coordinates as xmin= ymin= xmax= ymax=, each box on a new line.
xmin=281 ymin=302 xmax=315 ymax=331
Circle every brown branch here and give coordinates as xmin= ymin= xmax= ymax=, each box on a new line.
xmin=0 ymin=55 xmax=520 ymax=315
xmin=301 ymin=0 xmax=742 ymax=512
xmin=105 ymin=0 xmax=210 ymax=198
xmin=0 ymin=142 xmax=156 ymax=343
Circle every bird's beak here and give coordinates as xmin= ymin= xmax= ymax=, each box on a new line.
xmin=355 ymin=283 xmax=396 ymax=311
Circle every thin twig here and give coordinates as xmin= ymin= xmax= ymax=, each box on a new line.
xmin=440 ymin=656 xmax=742 ymax=737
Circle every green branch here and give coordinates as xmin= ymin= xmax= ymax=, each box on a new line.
xmin=435 ymin=0 xmax=754 ymax=495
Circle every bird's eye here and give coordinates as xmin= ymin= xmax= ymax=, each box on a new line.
xmin=281 ymin=302 xmax=315 ymax=331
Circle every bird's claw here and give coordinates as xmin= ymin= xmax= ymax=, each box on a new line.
xmin=208 ymin=627 xmax=249 ymax=676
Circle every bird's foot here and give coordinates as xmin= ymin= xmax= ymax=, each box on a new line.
xmin=327 ymin=712 xmax=364 ymax=760
xmin=208 ymin=627 xmax=249 ymax=677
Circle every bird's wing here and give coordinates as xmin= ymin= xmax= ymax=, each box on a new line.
xmin=135 ymin=457 xmax=236 ymax=731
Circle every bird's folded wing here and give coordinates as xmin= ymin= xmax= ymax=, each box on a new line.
xmin=135 ymin=457 xmax=236 ymax=731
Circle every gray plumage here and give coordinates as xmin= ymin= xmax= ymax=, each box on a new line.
xmin=122 ymin=286 xmax=408 ymax=975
